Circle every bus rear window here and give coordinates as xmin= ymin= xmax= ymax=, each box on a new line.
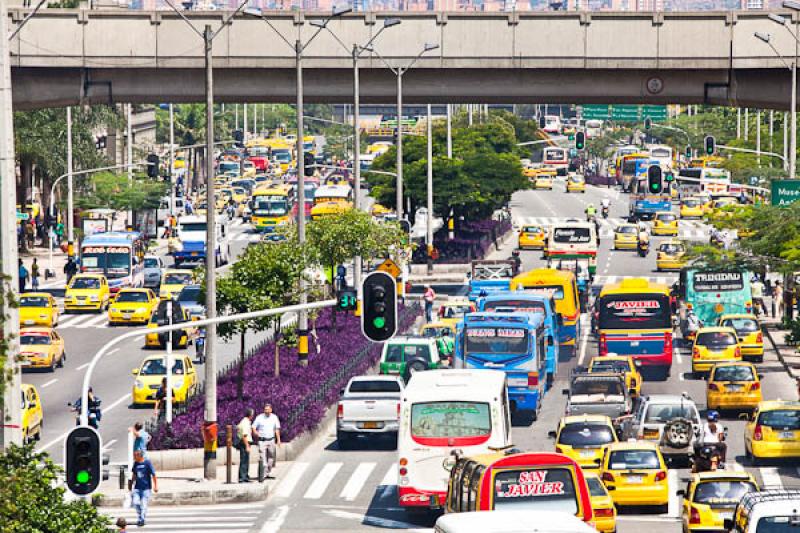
xmin=553 ymin=227 xmax=591 ymax=244
xmin=465 ymin=327 xmax=529 ymax=355
xmin=598 ymin=295 xmax=671 ymax=330
xmin=410 ymin=402 xmax=491 ymax=445
xmin=493 ymin=467 xmax=578 ymax=515
xmin=483 ymin=299 xmax=545 ymax=314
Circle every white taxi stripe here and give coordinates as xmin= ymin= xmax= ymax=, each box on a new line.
xmin=303 ymin=462 xmax=342 ymax=499
xmin=75 ymin=314 xmax=109 ymax=329
xmin=273 ymin=461 xmax=309 ymax=498
xmin=339 ymin=462 xmax=376 ymax=501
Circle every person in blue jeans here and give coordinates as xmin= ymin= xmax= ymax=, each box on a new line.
xmin=128 ymin=449 xmax=158 ymax=527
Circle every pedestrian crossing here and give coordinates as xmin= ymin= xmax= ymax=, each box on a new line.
xmin=55 ymin=313 xmax=110 ymax=329
xmin=100 ymin=502 xmax=264 ymax=532
xmin=515 ymin=216 xmax=711 ymax=240
xmin=273 ymin=460 xmax=398 ymax=504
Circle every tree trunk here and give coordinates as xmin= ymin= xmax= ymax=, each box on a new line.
xmin=237 ymin=331 xmax=246 ymax=400
xmin=274 ymin=322 xmax=281 ymax=378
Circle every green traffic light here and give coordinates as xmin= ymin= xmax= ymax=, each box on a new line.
xmin=76 ymin=470 xmax=90 ymax=484
xmin=373 ymin=317 xmax=386 ymax=329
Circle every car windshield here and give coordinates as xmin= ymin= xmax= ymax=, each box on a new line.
xmin=645 ymin=403 xmax=696 ymax=423
xmin=657 ymin=213 xmax=676 ymax=222
xmin=384 ymin=344 xmax=431 ymax=363
xmin=558 ymin=423 xmax=615 ymax=447
xmin=116 ymin=292 xmax=149 ymax=303
xmin=586 ymin=477 xmax=608 ymax=498
xmin=143 ymin=258 xmax=159 ymax=268
xmin=570 ymin=379 xmax=624 ymax=396
xmin=493 ymin=467 xmax=578 ymax=515
xmin=179 ymin=222 xmax=207 ymax=232
xmin=348 ymin=380 xmax=401 ymax=393
xmin=20 ymin=296 xmax=48 ymax=307
xmin=422 ymin=327 xmax=451 ymax=338
xmin=607 ymin=449 xmax=660 ymax=470
xmin=590 ymin=360 xmax=631 ymax=373
xmin=178 ymin=286 xmax=201 ymax=303
xmin=523 ymin=226 xmax=542 ymax=234
xmin=684 ymin=200 xmax=700 ymax=207
xmin=441 ymin=304 xmax=472 ymax=318
xmin=713 ymin=365 xmax=755 ymax=382
xmin=139 ymin=359 xmax=186 ymax=376
xmin=693 ymin=481 xmax=757 ymax=504
xmin=758 ymin=409 xmax=800 ymax=430
xmin=696 ymin=331 xmax=738 ymax=348
xmin=755 ymin=517 xmax=800 ymax=532
xmin=164 ymin=273 xmax=192 ymax=285
xmin=20 ymin=334 xmax=51 ymax=345
xmin=722 ymin=318 xmax=759 ymax=334
xmin=659 ymin=243 xmax=684 ymax=254
xmin=71 ymin=278 xmax=100 ymax=289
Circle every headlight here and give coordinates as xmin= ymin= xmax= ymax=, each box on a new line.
xmin=89 ymin=295 xmax=99 ymax=301
xmin=135 ymin=380 xmax=144 ymax=389
xmin=138 ymin=307 xmax=148 ymax=313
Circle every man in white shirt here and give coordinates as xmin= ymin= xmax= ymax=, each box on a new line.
xmin=252 ymin=403 xmax=281 ymax=482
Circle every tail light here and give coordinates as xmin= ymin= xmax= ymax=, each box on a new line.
xmin=757 ymin=332 xmax=763 ymax=343
xmin=555 ymin=446 xmax=564 ymax=453
xmin=735 ymin=347 xmax=741 ymax=358
xmin=528 ymin=372 xmax=539 ymax=387
xmin=601 ymin=472 xmax=614 ymax=483
xmin=654 ymin=470 xmax=667 ymax=482
xmin=594 ymin=508 xmax=614 ymax=518
xmin=687 ymin=303 xmax=693 ymax=310
xmin=753 ymin=425 xmax=763 ymax=441
xmin=689 ymin=507 xmax=701 ymax=524
xmin=746 ymin=302 xmax=752 ymax=313
xmin=399 ymin=467 xmax=408 ymax=476
xmin=751 ymin=382 xmax=761 ymax=391
xmin=337 ymin=403 xmax=344 ymax=419
xmin=665 ymin=333 xmax=673 ymax=355
xmin=708 ymin=383 xmax=720 ymax=391
xmin=693 ymin=347 xmax=700 ymax=358
xmin=599 ymin=334 xmax=608 ymax=356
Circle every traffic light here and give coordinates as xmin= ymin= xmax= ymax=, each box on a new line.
xmin=644 ymin=117 xmax=652 ymax=131
xmin=146 ymin=153 xmax=159 ymax=179
xmin=336 ymin=288 xmax=358 ymax=311
xmin=665 ymin=171 xmax=675 ymax=183
xmin=233 ymin=129 xmax=244 ymax=145
xmin=304 ymin=152 xmax=315 ymax=177
xmin=647 ymin=165 xmax=663 ymax=194
xmin=575 ymin=131 xmax=585 ymax=150
xmin=685 ymin=145 xmax=693 ymax=160
xmin=65 ymin=426 xmax=102 ymax=495
xmin=361 ymin=271 xmax=397 ymax=342
xmin=704 ymin=135 xmax=716 ymax=155
xmin=538 ymin=115 xmax=546 ymax=129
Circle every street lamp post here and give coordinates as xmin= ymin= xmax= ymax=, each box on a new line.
xmin=169 ymin=104 xmax=176 ymax=215
xmin=66 ymin=107 xmax=74 ymax=258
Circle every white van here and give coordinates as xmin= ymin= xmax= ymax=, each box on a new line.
xmin=726 ymin=490 xmax=800 ymax=533
xmin=435 ymin=510 xmax=598 ymax=533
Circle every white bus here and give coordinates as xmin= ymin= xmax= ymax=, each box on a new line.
xmin=585 ymin=119 xmax=604 ymax=138
xmin=545 ymin=221 xmax=598 ymax=275
xmin=542 ymin=147 xmax=569 ymax=176
xmin=648 ymin=144 xmax=674 ymax=168
xmin=397 ymin=370 xmax=511 ymax=510
xmin=543 ymin=115 xmax=562 ymax=134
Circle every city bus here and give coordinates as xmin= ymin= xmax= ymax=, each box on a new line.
xmin=444 ymin=451 xmax=593 ymax=523
xmin=596 ymin=278 xmax=674 ymax=380
xmin=478 ymin=292 xmax=561 ymax=387
xmin=543 ymin=147 xmax=569 ymax=176
xmin=80 ymin=232 xmax=146 ymax=292
xmin=677 ymin=268 xmax=753 ymax=333
xmin=543 ymin=115 xmax=562 ymax=134
xmin=585 ymin=119 xmax=604 ymax=138
xmin=648 ymin=145 xmax=674 ymax=168
xmin=309 ymin=185 xmax=353 ymax=220
xmin=629 ymin=167 xmax=672 ymax=220
xmin=613 ymin=145 xmax=639 ymax=175
xmin=397 ymin=370 xmax=511 ymax=509
xmin=618 ymin=153 xmax=650 ymax=192
xmin=250 ymin=185 xmax=294 ymax=233
xmin=545 ymin=222 xmax=598 ymax=275
xmin=510 ymin=269 xmax=581 ymax=348
xmin=454 ymin=313 xmax=548 ymax=414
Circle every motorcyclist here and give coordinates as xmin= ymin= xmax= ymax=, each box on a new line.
xmin=510 ymin=249 xmax=522 ymax=275
xmin=195 ymin=326 xmax=206 ymax=363
xmin=601 ymin=198 xmax=610 ymax=218
xmin=72 ymin=387 xmax=102 ymax=428
xmin=585 ymin=203 xmax=597 ymax=221
xmin=637 ymin=226 xmax=650 ymax=255
xmin=686 ymin=308 xmax=702 ymax=339
xmin=699 ymin=410 xmax=727 ymax=466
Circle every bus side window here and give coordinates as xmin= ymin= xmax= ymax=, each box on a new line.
xmin=536 ymin=330 xmax=546 ymax=373
xmin=468 ymin=465 xmax=485 ymax=512
xmin=502 ymin=385 xmax=512 ymax=441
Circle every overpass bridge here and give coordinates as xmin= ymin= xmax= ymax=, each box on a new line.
xmin=7 ymin=8 xmax=800 ymax=109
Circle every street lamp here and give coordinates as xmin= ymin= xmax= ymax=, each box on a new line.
xmin=755 ymin=26 xmax=796 ymax=178
xmin=245 ymin=5 xmax=351 ymax=365
xmin=366 ymin=42 xmax=439 ymax=222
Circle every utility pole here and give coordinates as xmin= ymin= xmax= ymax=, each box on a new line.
xmin=426 ymin=104 xmax=433 ymax=276
xmin=737 ymin=108 xmax=741 ymax=139
xmin=745 ymin=108 xmax=749 ymax=141
xmin=352 ymin=44 xmax=363 ymax=301
xmin=770 ymin=109 xmax=775 ymax=157
xmin=757 ymin=109 xmax=762 ymax=166
xmin=447 ymin=104 xmax=452 ymax=158
xmin=0 ymin=0 xmax=21 ymax=448
xmin=67 ymin=107 xmax=74 ymax=257
xmin=296 ymin=38 xmax=309 ymax=366
xmin=243 ymin=103 xmax=248 ymax=142
xmin=396 ymin=70 xmax=403 ymax=221
xmin=169 ymin=104 xmax=176 ymax=215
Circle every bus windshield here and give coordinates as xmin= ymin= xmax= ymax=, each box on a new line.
xmin=465 ymin=327 xmax=529 ymax=355
xmin=410 ymin=401 xmax=491 ymax=442
xmin=81 ymin=247 xmax=131 ymax=277
xmin=493 ymin=467 xmax=578 ymax=515
xmin=180 ymin=222 xmax=207 ymax=233
xmin=254 ymin=199 xmax=288 ymax=216
xmin=598 ymin=294 xmax=671 ymax=330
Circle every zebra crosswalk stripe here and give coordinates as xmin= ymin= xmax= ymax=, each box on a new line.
xmin=339 ymin=462 xmax=376 ymax=501
xmin=74 ymin=314 xmax=109 ymax=329
xmin=304 ymin=462 xmax=342 ymax=499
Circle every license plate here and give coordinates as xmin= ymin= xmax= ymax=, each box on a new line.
xmin=362 ymin=422 xmax=379 ymax=429
xmin=191 ymin=252 xmax=198 ymax=256
xmin=508 ymin=378 xmax=528 ymax=387
xmin=718 ymin=512 xmax=734 ymax=521
xmin=781 ymin=431 xmax=796 ymax=439
xmin=726 ymin=384 xmax=743 ymax=392
xmin=24 ymin=320 xmax=34 ymax=325
xmin=580 ymin=449 xmax=596 ymax=458
xmin=626 ymin=475 xmax=644 ymax=484
xmin=123 ymin=313 xmax=132 ymax=319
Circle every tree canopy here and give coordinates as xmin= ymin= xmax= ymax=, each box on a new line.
xmin=74 ymin=171 xmax=167 ymax=212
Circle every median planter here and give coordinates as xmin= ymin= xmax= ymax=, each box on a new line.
xmin=149 ymin=305 xmax=420 ymax=450
xmin=411 ymin=218 xmax=512 ymax=264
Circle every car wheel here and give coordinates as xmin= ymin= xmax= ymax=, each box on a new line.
xmin=57 ymin=352 xmax=65 ymax=368
xmin=48 ymin=359 xmax=56 ymax=373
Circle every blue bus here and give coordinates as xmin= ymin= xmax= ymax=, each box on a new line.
xmin=80 ymin=231 xmax=146 ymax=292
xmin=478 ymin=292 xmax=561 ymax=388
xmin=455 ymin=312 xmax=549 ymax=415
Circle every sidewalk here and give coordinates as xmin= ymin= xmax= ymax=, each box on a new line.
xmin=763 ymin=319 xmax=800 ymax=381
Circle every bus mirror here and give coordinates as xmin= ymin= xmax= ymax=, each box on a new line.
xmin=547 ymin=335 xmax=555 ymax=347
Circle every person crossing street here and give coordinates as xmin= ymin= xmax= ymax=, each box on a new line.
xmin=128 ymin=449 xmax=158 ymax=527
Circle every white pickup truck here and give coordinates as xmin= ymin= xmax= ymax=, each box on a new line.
xmin=336 ymin=375 xmax=404 ymax=448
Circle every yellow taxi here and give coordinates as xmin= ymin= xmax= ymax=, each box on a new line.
xmin=717 ymin=314 xmax=764 ymax=363
xmin=680 ymin=198 xmax=704 ymax=219
xmin=21 ymin=383 xmax=43 ymax=443
xmin=613 ymin=223 xmax=639 ymax=250
xmin=19 ymin=292 xmax=59 ymax=327
xmin=695 ymin=193 xmax=713 ymax=214
xmin=131 ymin=353 xmax=198 ymax=406
xmin=706 ymin=361 xmax=762 ymax=411
xmin=744 ymin=400 xmax=800 ymax=465
xmin=692 ymin=327 xmax=741 ymax=374
xmin=656 ymin=240 xmax=687 ymax=271
xmin=144 ymin=302 xmax=194 ymax=349
xmin=652 ymin=211 xmax=679 ymax=236
xmin=679 ymin=471 xmax=758 ymax=532
xmin=566 ymin=174 xmax=586 ymax=193
xmin=587 ymin=355 xmax=642 ymax=397
xmin=64 ymin=273 xmax=110 ymax=312
xmin=518 ymin=225 xmax=546 ymax=250
xmin=533 ymin=170 xmax=556 ymax=190
xmin=159 ymin=269 xmax=194 ymax=300
xmin=108 ymin=288 xmax=159 ymax=326
xmin=600 ymin=441 xmax=669 ymax=512
xmin=550 ymin=414 xmax=618 ymax=469
xmin=19 ymin=327 xmax=65 ymax=371
xmin=437 ymin=298 xmax=476 ymax=328
xmin=584 ymin=472 xmax=617 ymax=533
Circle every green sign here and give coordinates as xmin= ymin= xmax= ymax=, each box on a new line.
xmin=16 ymin=212 xmax=29 ymax=221
xmin=581 ymin=105 xmax=668 ymax=122
xmin=771 ymin=180 xmax=800 ymax=206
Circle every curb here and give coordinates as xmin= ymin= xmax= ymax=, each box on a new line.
xmin=96 ymin=481 xmax=270 ymax=507
xmin=762 ymin=325 xmax=800 ymax=379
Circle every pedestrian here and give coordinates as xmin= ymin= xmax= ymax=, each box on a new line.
xmin=115 ymin=517 xmax=128 ymax=532
xmin=237 ymin=408 xmax=255 ymax=483
xmin=64 ymin=256 xmax=78 ymax=284
xmin=18 ymin=259 xmax=28 ymax=293
xmin=30 ymin=258 xmax=40 ymax=290
xmin=423 ymin=284 xmax=436 ymax=323
xmin=774 ymin=281 xmax=785 ymax=320
xmin=252 ymin=403 xmax=281 ymax=482
xmin=130 ymin=422 xmax=151 ymax=459
xmin=796 ymin=377 xmax=800 ymax=401
xmin=54 ymin=221 xmax=64 ymax=245
xmin=153 ymin=377 xmax=168 ymax=418
xmin=128 ymin=449 xmax=157 ymax=528
xmin=751 ymin=276 xmax=767 ymax=317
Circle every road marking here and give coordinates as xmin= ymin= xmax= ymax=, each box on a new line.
xmin=75 ymin=362 xmax=90 ymax=371
xmin=380 ymin=464 xmax=396 ymax=485
xmin=760 ymin=467 xmax=783 ymax=489
xmin=303 ymin=462 xmax=342 ymax=499
xmin=41 ymin=378 xmax=58 ymax=388
xmin=667 ymin=468 xmax=680 ymax=517
xmin=273 ymin=461 xmax=309 ymax=498
xmin=102 ymin=438 xmax=116 ymax=451
xmin=322 ymin=509 xmax=432 ymax=532
xmin=578 ymin=322 xmax=590 ymax=365
xmin=730 ymin=462 xmax=745 ymax=472
xmin=75 ymin=314 xmax=108 ymax=329
xmin=104 ymin=393 xmax=131 ymax=414
xmin=674 ymin=341 xmax=683 ymax=364
xmin=57 ymin=315 xmax=88 ymax=328
xmin=340 ymin=462 xmax=376 ymax=501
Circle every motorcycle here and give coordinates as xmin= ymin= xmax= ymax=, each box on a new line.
xmin=637 ymin=240 xmax=649 ymax=257
xmin=691 ymin=443 xmax=723 ymax=473
xmin=68 ymin=398 xmax=102 ymax=429
xmin=586 ymin=213 xmax=597 ymax=223
xmin=601 ymin=206 xmax=609 ymax=219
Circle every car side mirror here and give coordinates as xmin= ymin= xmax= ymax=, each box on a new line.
xmin=676 ymin=489 xmax=685 ymax=497
xmin=593 ymin=458 xmax=602 ymax=466
xmin=606 ymin=485 xmax=615 ymax=491
xmin=131 ymin=368 xmax=139 ymax=375
xmin=758 ymin=374 xmax=764 ymax=380
xmin=547 ymin=430 xmax=557 ymax=439
xmin=562 ymin=389 xmax=570 ymax=396
xmin=738 ymin=412 xmax=752 ymax=421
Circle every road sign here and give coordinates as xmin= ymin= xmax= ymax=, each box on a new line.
xmin=771 ymin=180 xmax=800 ymax=206
xmin=376 ymin=258 xmax=401 ymax=279
xmin=580 ymin=104 xmax=667 ymax=122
